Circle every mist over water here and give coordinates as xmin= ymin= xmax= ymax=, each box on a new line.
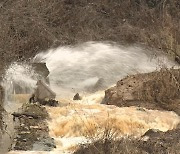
xmin=1 ymin=42 xmax=178 ymax=108
xmin=34 ymin=42 xmax=177 ymax=96
xmin=1 ymin=63 xmax=38 ymax=111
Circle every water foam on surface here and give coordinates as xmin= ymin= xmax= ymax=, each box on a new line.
xmin=46 ymin=93 xmax=180 ymax=152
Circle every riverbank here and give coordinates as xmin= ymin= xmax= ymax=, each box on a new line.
xmin=10 ymin=103 xmax=56 ymax=151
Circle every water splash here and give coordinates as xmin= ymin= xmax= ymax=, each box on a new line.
xmin=1 ymin=63 xmax=38 ymax=111
xmin=34 ymin=42 xmax=177 ymax=97
xmin=1 ymin=42 xmax=179 ymax=153
xmin=2 ymin=42 xmax=177 ymax=102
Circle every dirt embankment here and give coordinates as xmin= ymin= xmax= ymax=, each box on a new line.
xmin=103 ymin=68 xmax=180 ymax=115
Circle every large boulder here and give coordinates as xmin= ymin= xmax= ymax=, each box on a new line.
xmin=34 ymin=80 xmax=56 ymax=102
xmin=32 ymin=63 xmax=50 ymax=83
xmin=103 ymin=68 xmax=180 ymax=114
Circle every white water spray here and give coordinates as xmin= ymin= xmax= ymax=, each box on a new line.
xmin=1 ymin=42 xmax=178 ymax=109
xmin=1 ymin=42 xmax=179 ymax=154
xmin=33 ymin=42 xmax=176 ymax=97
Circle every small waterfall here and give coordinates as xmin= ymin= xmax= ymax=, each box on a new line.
xmin=1 ymin=42 xmax=179 ymax=153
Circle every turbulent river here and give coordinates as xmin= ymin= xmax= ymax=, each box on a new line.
xmin=1 ymin=42 xmax=180 ymax=153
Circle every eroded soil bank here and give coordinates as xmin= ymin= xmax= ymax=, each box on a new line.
xmin=103 ymin=68 xmax=180 ymax=115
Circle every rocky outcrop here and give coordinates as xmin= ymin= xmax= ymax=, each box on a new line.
xmin=11 ymin=103 xmax=56 ymax=151
xmin=34 ymin=80 xmax=56 ymax=102
xmin=103 ymin=68 xmax=180 ymax=114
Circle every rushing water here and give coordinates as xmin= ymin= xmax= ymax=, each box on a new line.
xmin=2 ymin=42 xmax=178 ymax=103
xmin=1 ymin=42 xmax=180 ymax=153
xmin=34 ymin=42 xmax=177 ymax=97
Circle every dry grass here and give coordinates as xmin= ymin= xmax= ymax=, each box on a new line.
xmin=134 ymin=68 xmax=180 ymax=109
xmin=0 ymin=0 xmax=179 ymax=69
xmin=74 ymin=125 xmax=180 ymax=154
xmin=136 ymin=68 xmax=180 ymax=100
xmin=104 ymin=68 xmax=180 ymax=114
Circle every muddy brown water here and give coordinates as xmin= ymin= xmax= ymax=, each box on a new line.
xmin=3 ymin=93 xmax=180 ymax=154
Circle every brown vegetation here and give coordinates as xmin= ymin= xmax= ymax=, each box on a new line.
xmin=75 ymin=126 xmax=180 ymax=154
xmin=11 ymin=103 xmax=55 ymax=151
xmin=0 ymin=0 xmax=179 ymax=71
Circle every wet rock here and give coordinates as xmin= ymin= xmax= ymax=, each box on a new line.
xmin=39 ymin=99 xmax=59 ymax=107
xmin=12 ymin=112 xmax=40 ymax=121
xmin=35 ymin=80 xmax=56 ymax=101
xmin=19 ymin=131 xmax=31 ymax=134
xmin=73 ymin=93 xmax=82 ymax=100
xmin=32 ymin=137 xmax=56 ymax=151
xmin=11 ymin=103 xmax=55 ymax=151
xmin=30 ymin=126 xmax=40 ymax=129
xmin=22 ymin=138 xmax=27 ymax=142
xmin=136 ymin=107 xmax=146 ymax=112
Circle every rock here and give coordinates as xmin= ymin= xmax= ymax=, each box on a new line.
xmin=32 ymin=137 xmax=56 ymax=151
xmin=39 ymin=99 xmax=59 ymax=107
xmin=136 ymin=107 xmax=146 ymax=112
xmin=22 ymin=139 xmax=27 ymax=142
xmin=91 ymin=78 xmax=106 ymax=92
xmin=73 ymin=93 xmax=82 ymax=100
xmin=34 ymin=80 xmax=56 ymax=102
xmin=75 ymin=127 xmax=180 ymax=154
xmin=11 ymin=103 xmax=54 ymax=151
xmin=103 ymin=69 xmax=180 ymax=114
xmin=12 ymin=112 xmax=39 ymax=121
xmin=142 ymin=129 xmax=160 ymax=137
